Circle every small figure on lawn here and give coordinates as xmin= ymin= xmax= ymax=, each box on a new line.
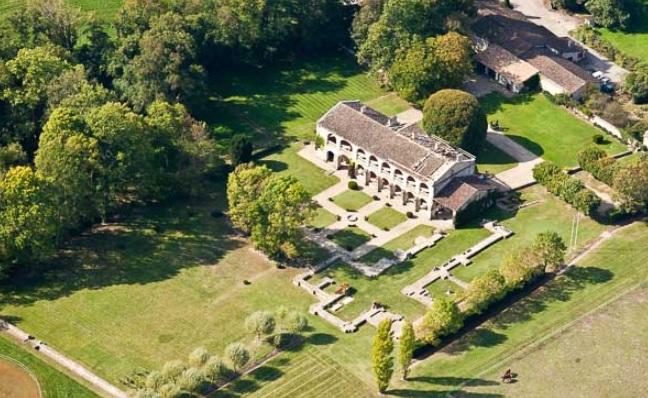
xmin=501 ymin=368 xmax=513 ymax=384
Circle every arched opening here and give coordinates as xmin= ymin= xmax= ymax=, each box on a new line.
xmin=406 ymin=176 xmax=416 ymax=190
xmin=420 ymin=183 xmax=430 ymax=196
xmin=326 ymin=151 xmax=334 ymax=162
xmin=381 ymin=162 xmax=391 ymax=175
xmin=394 ymin=169 xmax=404 ymax=184
xmin=419 ymin=198 xmax=428 ymax=210
xmin=369 ymin=155 xmax=378 ymax=169
xmin=405 ymin=192 xmax=415 ymax=204
xmin=393 ymin=184 xmax=403 ymax=196
xmin=356 ymin=164 xmax=365 ymax=176
xmin=357 ymin=149 xmax=366 ymax=162
xmin=368 ymin=171 xmax=377 ymax=183
xmin=340 ymin=140 xmax=352 ymax=152
xmin=338 ymin=154 xmax=350 ymax=170
xmin=327 ymin=134 xmax=337 ymax=145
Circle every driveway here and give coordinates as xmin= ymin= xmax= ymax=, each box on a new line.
xmin=487 ymin=129 xmax=543 ymax=190
xmin=509 ymin=0 xmax=629 ymax=84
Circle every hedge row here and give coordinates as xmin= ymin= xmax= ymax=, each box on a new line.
xmin=577 ymin=146 xmax=618 ymax=186
xmin=572 ymin=25 xmax=640 ymax=71
xmin=533 ymin=162 xmax=600 ymax=215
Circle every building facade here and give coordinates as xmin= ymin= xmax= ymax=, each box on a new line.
xmin=316 ymin=101 xmax=494 ymax=220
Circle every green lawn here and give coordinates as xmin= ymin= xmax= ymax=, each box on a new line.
xmin=213 ymin=346 xmax=375 ymax=398
xmin=331 ymin=190 xmax=373 ymax=212
xmin=361 ymin=224 xmax=435 ymax=264
xmin=425 ymin=278 xmax=463 ymax=301
xmin=476 ymin=140 xmax=519 ymax=175
xmin=0 ymin=336 xmax=97 ymax=397
xmin=329 ymin=227 xmax=372 ymax=251
xmin=427 ymin=222 xmax=648 ymax=397
xmin=598 ymin=3 xmax=648 ymax=62
xmin=452 ymin=185 xmax=606 ymax=283
xmin=366 ymin=206 xmax=407 ymax=230
xmin=321 ymin=227 xmax=490 ymax=321
xmin=308 ymin=207 xmax=338 ymax=229
xmin=364 ymin=93 xmax=412 ymax=116
xmin=463 ymin=285 xmax=648 ymax=397
xmin=0 ymin=0 xmax=123 ymax=20
xmin=0 ymin=188 xmax=313 ymax=385
xmin=480 ymin=93 xmax=626 ymax=167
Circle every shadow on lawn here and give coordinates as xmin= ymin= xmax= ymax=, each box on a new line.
xmin=388 ymin=388 xmax=503 ymax=397
xmin=0 ymin=188 xmax=245 ymax=306
xmin=491 ymin=266 xmax=613 ymax=330
xmin=191 ymin=53 xmax=360 ymax=147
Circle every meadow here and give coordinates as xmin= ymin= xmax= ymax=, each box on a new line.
xmin=0 ymin=0 xmax=123 ymax=20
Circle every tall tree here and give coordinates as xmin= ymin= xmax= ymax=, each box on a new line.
xmin=532 ymin=232 xmax=567 ymax=272
xmin=226 ymin=164 xmax=272 ymax=234
xmin=0 ymin=46 xmax=71 ymax=155
xmin=35 ymin=107 xmax=101 ymax=235
xmin=586 ymin=0 xmax=630 ymax=29
xmin=398 ymin=320 xmax=415 ymax=381
xmin=113 ymin=12 xmax=204 ymax=110
xmin=417 ymin=297 xmax=463 ymax=346
xmin=372 ymin=319 xmax=394 ymax=393
xmin=613 ymin=159 xmax=648 ymax=212
xmin=462 ymin=270 xmax=508 ymax=315
xmin=389 ymin=33 xmax=473 ymax=102
xmin=0 ymin=166 xmax=57 ymax=275
xmin=249 ymin=175 xmax=313 ymax=259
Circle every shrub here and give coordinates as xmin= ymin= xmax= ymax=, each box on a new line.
xmin=625 ymin=64 xmax=648 ymax=104
xmin=592 ymin=134 xmax=605 ymax=144
xmin=462 ymin=270 xmax=508 ymax=316
xmin=229 ymin=134 xmax=253 ymax=165
xmin=578 ymin=146 xmax=618 ymax=185
xmin=533 ymin=161 xmax=601 ymax=215
xmin=314 ymin=134 xmax=325 ymax=149
xmin=348 ymin=180 xmax=359 ymax=190
xmin=406 ymin=211 xmax=414 ymax=218
xmin=422 ymin=89 xmax=487 ymax=154
xmin=373 ymin=195 xmax=380 ymax=200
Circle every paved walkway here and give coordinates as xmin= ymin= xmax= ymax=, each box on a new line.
xmin=487 ymin=130 xmax=543 ymax=189
xmin=395 ymin=108 xmax=423 ymax=124
xmin=509 ymin=0 xmax=628 ymax=83
xmin=1 ymin=322 xmax=127 ymax=398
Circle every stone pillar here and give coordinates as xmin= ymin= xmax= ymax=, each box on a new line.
xmin=402 ymin=191 xmax=407 ymax=206
xmin=415 ymin=198 xmax=421 ymax=212
xmin=377 ymin=178 xmax=383 ymax=192
xmin=364 ymin=170 xmax=370 ymax=186
xmin=389 ymin=184 xmax=395 ymax=199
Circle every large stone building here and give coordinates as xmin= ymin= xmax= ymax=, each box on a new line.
xmin=472 ymin=2 xmax=596 ymax=98
xmin=316 ymin=101 xmax=497 ymax=220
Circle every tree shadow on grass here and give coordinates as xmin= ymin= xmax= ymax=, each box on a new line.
xmin=306 ymin=333 xmax=338 ymax=346
xmin=387 ymin=389 xmax=503 ymax=397
xmin=191 ymin=53 xmax=359 ymax=148
xmin=443 ymin=329 xmax=508 ymax=356
xmin=504 ymin=135 xmax=544 ymax=158
xmin=491 ymin=266 xmax=613 ymax=330
xmin=0 ymin=186 xmax=247 ymax=307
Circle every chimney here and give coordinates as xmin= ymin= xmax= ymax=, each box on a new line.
xmin=388 ymin=116 xmax=398 ymax=128
xmin=360 ymin=105 xmax=368 ymax=114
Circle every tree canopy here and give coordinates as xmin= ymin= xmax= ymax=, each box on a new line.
xmin=422 ymin=89 xmax=487 ymax=154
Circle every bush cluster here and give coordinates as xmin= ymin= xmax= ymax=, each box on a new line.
xmin=348 ymin=180 xmax=359 ymax=190
xmin=572 ymin=26 xmax=640 ymax=70
xmin=418 ymin=232 xmax=565 ymax=344
xmin=533 ymin=162 xmax=600 ymax=215
xmin=577 ymin=146 xmax=618 ymax=186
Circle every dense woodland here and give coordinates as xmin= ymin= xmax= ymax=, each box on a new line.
xmin=0 ymin=0 xmax=486 ymax=276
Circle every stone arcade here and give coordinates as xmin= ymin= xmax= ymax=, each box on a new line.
xmin=316 ymin=101 xmax=496 ymax=220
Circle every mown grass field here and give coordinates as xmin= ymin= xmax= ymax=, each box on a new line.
xmin=0 ymin=53 xmax=388 ymax=388
xmin=332 ymin=190 xmax=374 ymax=212
xmin=0 ymin=336 xmax=97 ymax=397
xmin=0 ymin=188 xmax=312 ymax=385
xmin=0 ymin=0 xmax=123 ymax=20
xmin=481 ymin=93 xmax=626 ymax=167
xmin=366 ymin=206 xmax=407 ymax=230
xmin=599 ymin=1 xmax=648 ymax=62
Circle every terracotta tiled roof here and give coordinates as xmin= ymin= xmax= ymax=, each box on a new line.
xmin=475 ymin=43 xmax=539 ymax=84
xmin=434 ymin=176 xmax=497 ymax=212
xmin=318 ymin=102 xmax=473 ymax=179
xmin=524 ymin=50 xmax=595 ymax=94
